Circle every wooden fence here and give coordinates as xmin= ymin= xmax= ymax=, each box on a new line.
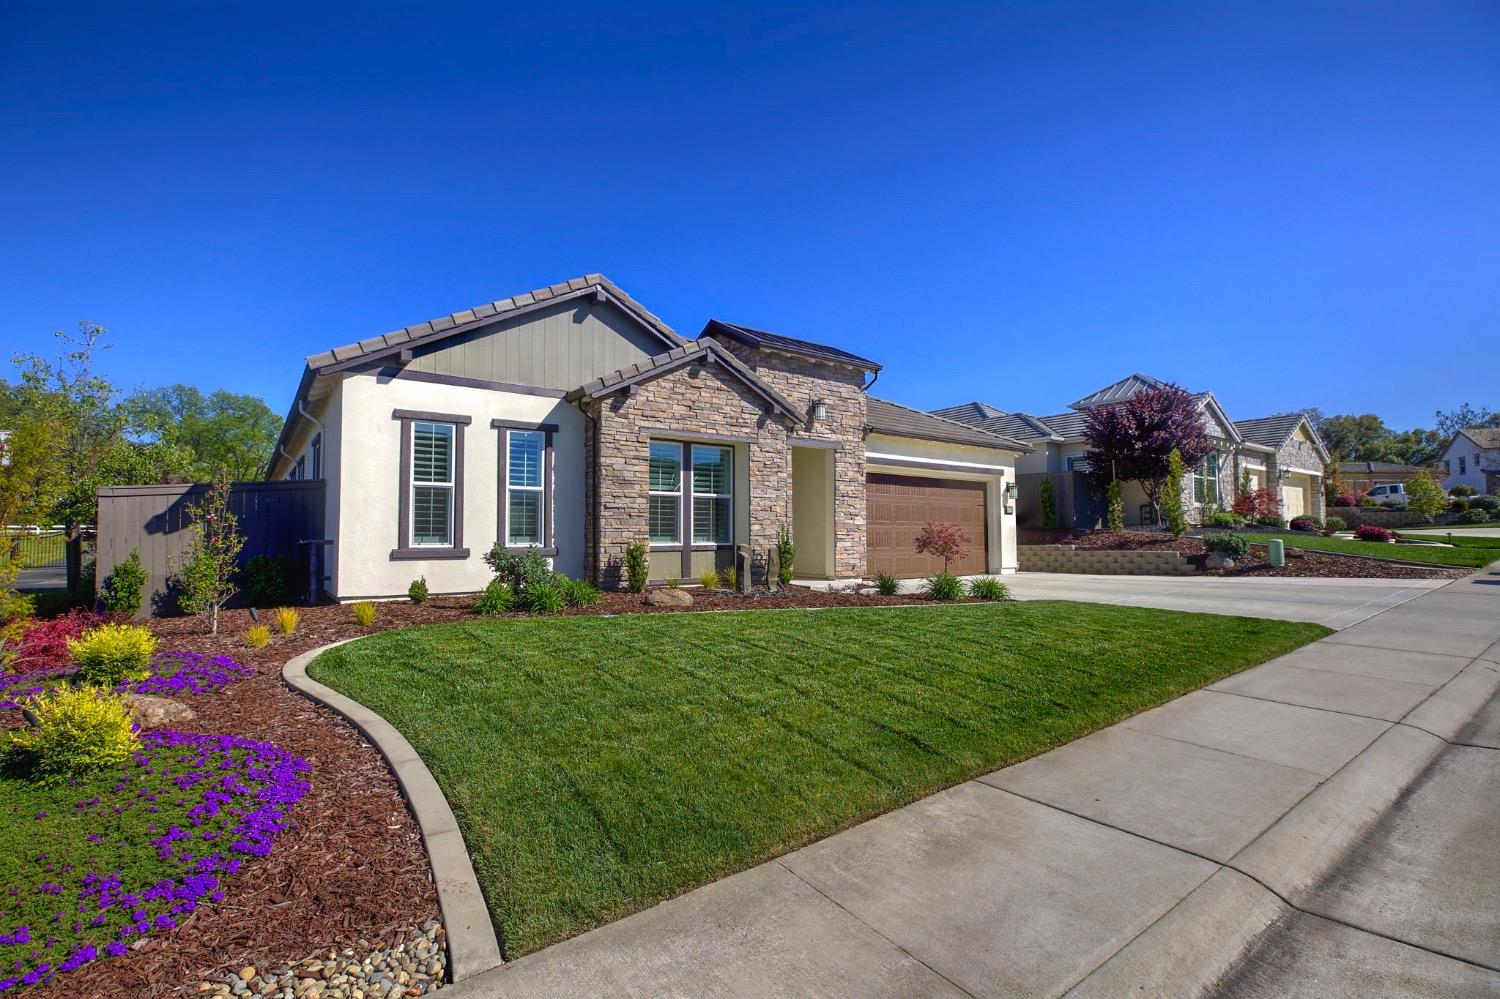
xmin=95 ymin=480 xmax=326 ymax=613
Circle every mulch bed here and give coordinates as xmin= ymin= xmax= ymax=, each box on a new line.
xmin=1026 ymin=530 xmax=1464 ymax=580
xmin=36 ymin=585 xmax=933 ymax=998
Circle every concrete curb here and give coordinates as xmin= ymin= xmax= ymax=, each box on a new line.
xmin=282 ymin=640 xmax=505 ymax=983
xmin=1066 ymin=646 xmax=1500 ymax=996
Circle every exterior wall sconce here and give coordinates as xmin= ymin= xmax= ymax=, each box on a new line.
xmin=1002 ymin=480 xmax=1018 ymax=514
xmin=811 ymin=400 xmax=828 ymax=423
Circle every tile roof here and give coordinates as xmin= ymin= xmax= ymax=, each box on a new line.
xmin=1233 ymin=413 xmax=1311 ymax=450
xmin=930 ymin=401 xmax=1007 ymax=424
xmin=305 ymin=274 xmax=683 ymax=371
xmin=1068 ymin=372 xmax=1173 ymax=410
xmin=867 ymin=398 xmax=1030 ymax=451
xmin=567 ymin=339 xmax=800 ymax=420
xmin=1458 ymin=427 xmax=1500 ymax=449
xmin=1035 ymin=411 xmax=1092 ymax=439
xmin=1337 ymin=461 xmax=1427 ymax=474
xmin=700 ymin=320 xmax=882 ymax=372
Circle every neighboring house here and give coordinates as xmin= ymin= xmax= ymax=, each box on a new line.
xmin=935 ymin=373 xmax=1329 ymax=528
xmin=1336 ymin=461 xmax=1437 ymax=494
xmin=267 ymin=275 xmax=1028 ymax=599
xmin=1439 ymin=428 xmax=1500 ymax=495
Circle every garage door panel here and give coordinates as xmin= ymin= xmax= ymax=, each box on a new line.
xmin=867 ymin=473 xmax=988 ymax=578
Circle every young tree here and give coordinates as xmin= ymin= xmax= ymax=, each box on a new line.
xmin=1084 ymin=386 xmax=1212 ymax=524
xmin=1105 ymin=478 xmax=1124 ymax=532
xmin=914 ymin=522 xmax=972 ymax=573
xmin=1403 ymin=469 xmax=1446 ymax=521
xmin=1039 ymin=477 xmax=1057 ymax=529
xmin=1161 ymin=450 xmax=1187 ymax=537
xmin=171 ymin=481 xmax=244 ymax=634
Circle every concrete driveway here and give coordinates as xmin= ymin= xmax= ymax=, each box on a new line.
xmin=446 ymin=568 xmax=1500 ymax=999
xmin=1002 ymin=572 xmax=1449 ymax=629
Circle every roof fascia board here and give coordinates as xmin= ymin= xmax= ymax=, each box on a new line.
xmin=572 ymin=342 xmax=800 ymax=423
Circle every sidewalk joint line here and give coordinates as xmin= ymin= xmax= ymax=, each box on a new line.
xmin=773 ymin=860 xmax=982 ymax=999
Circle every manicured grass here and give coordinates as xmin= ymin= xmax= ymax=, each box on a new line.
xmin=309 ymin=602 xmax=1329 ymax=957
xmin=1262 ymin=532 xmax=1500 ymax=567
xmin=1398 ymin=532 xmax=1500 ymax=549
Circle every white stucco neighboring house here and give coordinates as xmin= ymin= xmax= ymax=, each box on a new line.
xmin=934 ymin=373 xmax=1329 ymax=528
xmin=1440 ymin=427 xmax=1500 ymax=495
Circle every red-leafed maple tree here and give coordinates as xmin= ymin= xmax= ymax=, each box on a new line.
xmin=914 ymin=521 xmax=972 ymax=572
xmin=1084 ymin=386 xmax=1213 ymax=522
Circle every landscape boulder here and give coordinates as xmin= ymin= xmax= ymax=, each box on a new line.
xmin=1205 ymin=552 xmax=1236 ymax=570
xmin=644 ymin=588 xmax=694 ymax=608
xmin=124 ymin=694 xmax=196 ymax=729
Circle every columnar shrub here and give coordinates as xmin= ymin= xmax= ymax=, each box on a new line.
xmin=99 ymin=548 xmax=148 ymax=616
xmin=7 ymin=686 xmax=140 ymax=784
xmin=624 ymin=540 xmax=649 ymax=593
xmin=1039 ymin=477 xmax=1057 ymax=529
xmin=775 ymin=524 xmax=796 ymax=585
xmin=1355 ymin=525 xmax=1394 ymax=542
xmin=1106 ymin=480 xmax=1124 ymax=533
xmin=408 ymin=576 xmax=429 ymax=603
xmin=68 ymin=623 xmax=157 ymax=686
xmin=1162 ymin=450 xmax=1187 ymax=538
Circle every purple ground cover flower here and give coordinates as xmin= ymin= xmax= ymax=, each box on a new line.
xmin=0 ymin=730 xmax=309 ymax=993
xmin=0 ymin=652 xmax=253 ymax=720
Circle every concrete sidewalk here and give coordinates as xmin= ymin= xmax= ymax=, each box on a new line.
xmin=448 ymin=569 xmax=1500 ymax=998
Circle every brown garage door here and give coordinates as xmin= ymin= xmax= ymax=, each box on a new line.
xmin=867 ymin=473 xmax=988 ymax=577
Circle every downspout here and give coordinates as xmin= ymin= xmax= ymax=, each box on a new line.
xmin=862 ymin=370 xmax=879 ymax=393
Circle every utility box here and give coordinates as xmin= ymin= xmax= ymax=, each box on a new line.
xmin=1267 ymin=538 xmax=1285 ymax=567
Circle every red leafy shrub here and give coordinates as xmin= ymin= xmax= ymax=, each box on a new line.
xmin=1354 ymin=525 xmax=1394 ymax=542
xmin=8 ymin=610 xmax=118 ymax=675
xmin=1330 ymin=493 xmax=1358 ymax=507
xmin=1232 ymin=488 xmax=1281 ymax=519
xmin=1289 ymin=516 xmax=1320 ymax=533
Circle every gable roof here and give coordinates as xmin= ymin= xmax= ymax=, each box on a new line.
xmin=930 ymin=401 xmax=1007 ymax=424
xmin=931 ymin=402 xmax=1060 ymax=442
xmin=867 ymin=398 xmax=1030 ymax=452
xmin=1068 ymin=372 xmax=1172 ymax=410
xmin=1035 ymin=411 xmax=1092 ymax=439
xmin=700 ymin=320 xmax=881 ymax=372
xmin=566 ymin=339 xmax=799 ymax=422
xmin=306 ymin=274 xmax=684 ymax=373
xmin=1232 ymin=412 xmax=1326 ymax=458
xmin=1455 ymin=427 xmax=1500 ymax=450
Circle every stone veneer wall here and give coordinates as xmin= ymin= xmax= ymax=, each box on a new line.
xmin=582 ymin=359 xmax=795 ymax=587
xmin=1017 ymin=545 xmax=1199 ymax=576
xmin=1271 ymin=436 xmax=1327 ymax=518
xmin=703 ymin=336 xmax=869 ymax=578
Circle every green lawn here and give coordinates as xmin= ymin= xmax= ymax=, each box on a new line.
xmin=308 ymin=602 xmax=1329 ymax=957
xmin=1262 ymin=532 xmax=1500 ymax=567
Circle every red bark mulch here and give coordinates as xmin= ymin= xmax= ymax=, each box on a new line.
xmin=41 ymin=585 xmax=933 ymax=998
xmin=1025 ymin=530 xmax=1464 ymax=579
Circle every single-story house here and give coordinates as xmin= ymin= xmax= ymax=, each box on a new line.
xmin=267 ymin=275 xmax=1028 ymax=599
xmin=1336 ymin=461 xmax=1438 ymax=493
xmin=934 ymin=373 xmax=1329 ymax=528
xmin=1440 ymin=427 xmax=1500 ymax=494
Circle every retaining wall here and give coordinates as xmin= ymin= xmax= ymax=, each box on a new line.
xmin=1017 ymin=544 xmax=1199 ymax=576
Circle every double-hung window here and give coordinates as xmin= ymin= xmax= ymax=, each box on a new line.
xmin=691 ymin=445 xmax=732 ymax=544
xmin=411 ymin=421 xmax=455 ymax=546
xmin=506 ymin=430 xmax=544 ymax=546
xmin=648 ymin=442 xmax=683 ymax=544
xmin=1195 ymin=453 xmax=1219 ymax=505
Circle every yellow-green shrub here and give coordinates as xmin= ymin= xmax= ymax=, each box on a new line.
xmin=245 ymin=624 xmax=271 ymax=648
xmin=7 ymin=686 xmax=140 ymax=784
xmin=351 ymin=601 xmax=377 ymax=627
xmin=274 ymin=607 xmax=299 ymax=635
xmin=68 ymin=623 xmax=157 ymax=687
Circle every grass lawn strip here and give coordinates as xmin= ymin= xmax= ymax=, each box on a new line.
xmin=1264 ymin=533 xmax=1500 ymax=567
xmin=309 ymin=601 xmax=1329 ymax=957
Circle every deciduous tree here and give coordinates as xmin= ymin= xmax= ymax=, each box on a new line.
xmin=1084 ymin=386 xmax=1212 ymax=523
xmin=914 ymin=522 xmax=971 ymax=572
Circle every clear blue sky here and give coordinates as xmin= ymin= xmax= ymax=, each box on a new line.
xmin=3 ymin=2 xmax=1495 ymax=430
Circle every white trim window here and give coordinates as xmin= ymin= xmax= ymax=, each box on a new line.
xmin=506 ymin=429 xmax=544 ymax=546
xmin=691 ymin=445 xmax=732 ymax=545
xmin=648 ymin=441 xmax=683 ymax=544
xmin=411 ymin=421 xmax=455 ymax=546
xmin=1194 ymin=452 xmax=1220 ymax=505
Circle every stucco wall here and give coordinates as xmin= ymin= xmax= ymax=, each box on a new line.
xmin=332 ymin=372 xmax=586 ymax=598
xmin=1441 ymin=435 xmax=1500 ymax=493
xmin=865 ymin=433 xmax=1018 ymax=574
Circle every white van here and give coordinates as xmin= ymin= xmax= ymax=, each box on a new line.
xmin=1365 ymin=483 xmax=1407 ymax=505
